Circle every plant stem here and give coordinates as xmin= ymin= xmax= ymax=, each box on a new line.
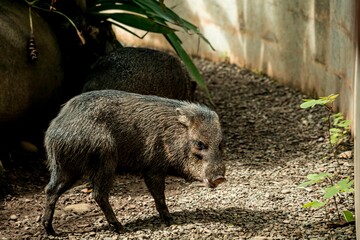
xmin=328 ymin=177 xmax=341 ymax=220
xmin=333 ymin=196 xmax=341 ymax=221
xmin=28 ymin=5 xmax=34 ymax=35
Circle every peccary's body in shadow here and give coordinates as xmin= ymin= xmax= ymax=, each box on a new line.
xmin=82 ymin=47 xmax=196 ymax=101
xmin=0 ymin=0 xmax=62 ymax=127
xmin=43 ymin=90 xmax=225 ymax=235
xmin=0 ymin=0 xmax=116 ymax=151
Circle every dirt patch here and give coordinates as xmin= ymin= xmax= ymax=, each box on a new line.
xmin=0 ymin=58 xmax=355 ymax=239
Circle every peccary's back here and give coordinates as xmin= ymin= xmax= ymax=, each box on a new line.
xmin=82 ymin=47 xmax=195 ymax=101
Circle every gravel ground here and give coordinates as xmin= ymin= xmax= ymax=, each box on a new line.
xmin=0 ymin=58 xmax=355 ymax=239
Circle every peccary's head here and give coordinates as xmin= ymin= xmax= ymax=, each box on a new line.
xmin=176 ymin=104 xmax=226 ymax=188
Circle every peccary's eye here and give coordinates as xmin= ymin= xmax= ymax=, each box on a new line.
xmin=195 ymin=140 xmax=207 ymax=150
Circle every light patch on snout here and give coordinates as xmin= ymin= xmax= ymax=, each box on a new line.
xmin=201 ymin=162 xmax=226 ymax=188
xmin=204 ymin=176 xmax=227 ymax=188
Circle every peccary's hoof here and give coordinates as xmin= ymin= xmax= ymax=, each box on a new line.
xmin=111 ymin=223 xmax=126 ymax=234
xmin=43 ymin=222 xmax=56 ymax=236
xmin=162 ymin=215 xmax=174 ymax=226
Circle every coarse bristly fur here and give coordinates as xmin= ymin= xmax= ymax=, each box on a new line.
xmin=82 ymin=47 xmax=196 ymax=101
xmin=42 ymin=90 xmax=225 ymax=236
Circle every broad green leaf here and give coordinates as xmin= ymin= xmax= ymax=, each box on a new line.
xmin=323 ymin=185 xmax=339 ymax=199
xmin=318 ymin=99 xmax=331 ymax=105
xmin=300 ymin=99 xmax=327 ymax=108
xmin=331 ymin=113 xmax=349 ymax=129
xmin=342 ymin=187 xmax=355 ymax=194
xmin=337 ymin=120 xmax=351 ymax=129
xmin=337 ymin=178 xmax=354 ymax=192
xmin=330 ymin=128 xmax=342 ymax=133
xmin=324 ymin=178 xmax=354 ymax=199
xmin=300 ymin=100 xmax=319 ymax=109
xmin=332 ymin=112 xmax=343 ymax=118
xmin=330 ymin=134 xmax=340 ymax=145
xmin=303 ymin=201 xmax=327 ymax=208
xmin=343 ymin=210 xmax=355 ymax=222
xmin=298 ymin=173 xmax=330 ymax=188
xmin=307 ymin=173 xmax=331 ymax=181
xmin=301 ymin=94 xmax=339 ymax=109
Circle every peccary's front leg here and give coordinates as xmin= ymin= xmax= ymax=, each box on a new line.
xmin=143 ymin=172 xmax=173 ymax=225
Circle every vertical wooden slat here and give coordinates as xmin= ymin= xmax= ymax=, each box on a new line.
xmin=354 ymin=0 xmax=360 ymax=238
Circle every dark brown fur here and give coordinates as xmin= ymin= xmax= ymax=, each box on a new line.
xmin=82 ymin=47 xmax=196 ymax=101
xmin=0 ymin=1 xmax=63 ymax=125
xmin=42 ymin=90 xmax=225 ymax=235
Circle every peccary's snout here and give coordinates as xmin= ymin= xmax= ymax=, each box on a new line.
xmin=203 ymin=161 xmax=226 ymax=188
xmin=204 ymin=176 xmax=226 ymax=188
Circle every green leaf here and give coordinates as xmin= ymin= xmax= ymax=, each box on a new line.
xmin=300 ymin=99 xmax=327 ymax=108
xmin=318 ymin=94 xmax=339 ymax=105
xmin=343 ymin=210 xmax=355 ymax=222
xmin=300 ymin=94 xmax=339 ymax=109
xmin=337 ymin=177 xmax=354 ymax=192
xmin=165 ymin=33 xmax=213 ymax=105
xmin=307 ymin=173 xmax=331 ymax=181
xmin=323 ymin=177 xmax=354 ymax=199
xmin=332 ymin=112 xmax=343 ymax=118
xmin=100 ymin=13 xmax=176 ymax=34
xmin=330 ymin=128 xmax=342 ymax=133
xmin=303 ymin=201 xmax=327 ymax=208
xmin=342 ymin=187 xmax=355 ymax=194
xmin=330 ymin=134 xmax=340 ymax=145
xmin=322 ymin=93 xmax=339 ymax=103
xmin=132 ymin=0 xmax=214 ymax=50
xmin=298 ymin=173 xmax=331 ymax=188
xmin=323 ymin=185 xmax=339 ymax=199
xmin=337 ymin=120 xmax=351 ymax=129
xmin=300 ymin=100 xmax=319 ymax=109
xmin=88 ymin=0 xmax=214 ymax=103
xmin=106 ymin=19 xmax=149 ymax=39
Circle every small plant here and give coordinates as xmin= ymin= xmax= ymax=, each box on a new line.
xmin=300 ymin=94 xmax=351 ymax=155
xmin=299 ymin=94 xmax=354 ymax=224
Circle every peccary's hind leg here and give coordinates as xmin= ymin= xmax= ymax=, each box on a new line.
xmin=42 ymin=168 xmax=79 ymax=236
xmin=143 ymin=172 xmax=173 ymax=225
xmin=92 ymin=167 xmax=124 ymax=233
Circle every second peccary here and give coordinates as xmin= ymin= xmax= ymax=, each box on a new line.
xmin=42 ymin=90 xmax=225 ymax=235
xmin=82 ymin=47 xmax=196 ymax=101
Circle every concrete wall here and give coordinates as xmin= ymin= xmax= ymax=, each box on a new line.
xmin=115 ymin=0 xmax=356 ymax=120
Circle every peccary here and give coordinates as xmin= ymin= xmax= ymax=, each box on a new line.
xmin=42 ymin=90 xmax=225 ymax=235
xmin=82 ymin=47 xmax=196 ymax=101
xmin=0 ymin=1 xmax=63 ymax=126
xmin=0 ymin=0 xmax=115 ymax=143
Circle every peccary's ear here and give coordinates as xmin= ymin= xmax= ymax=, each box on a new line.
xmin=176 ymin=108 xmax=191 ymax=127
